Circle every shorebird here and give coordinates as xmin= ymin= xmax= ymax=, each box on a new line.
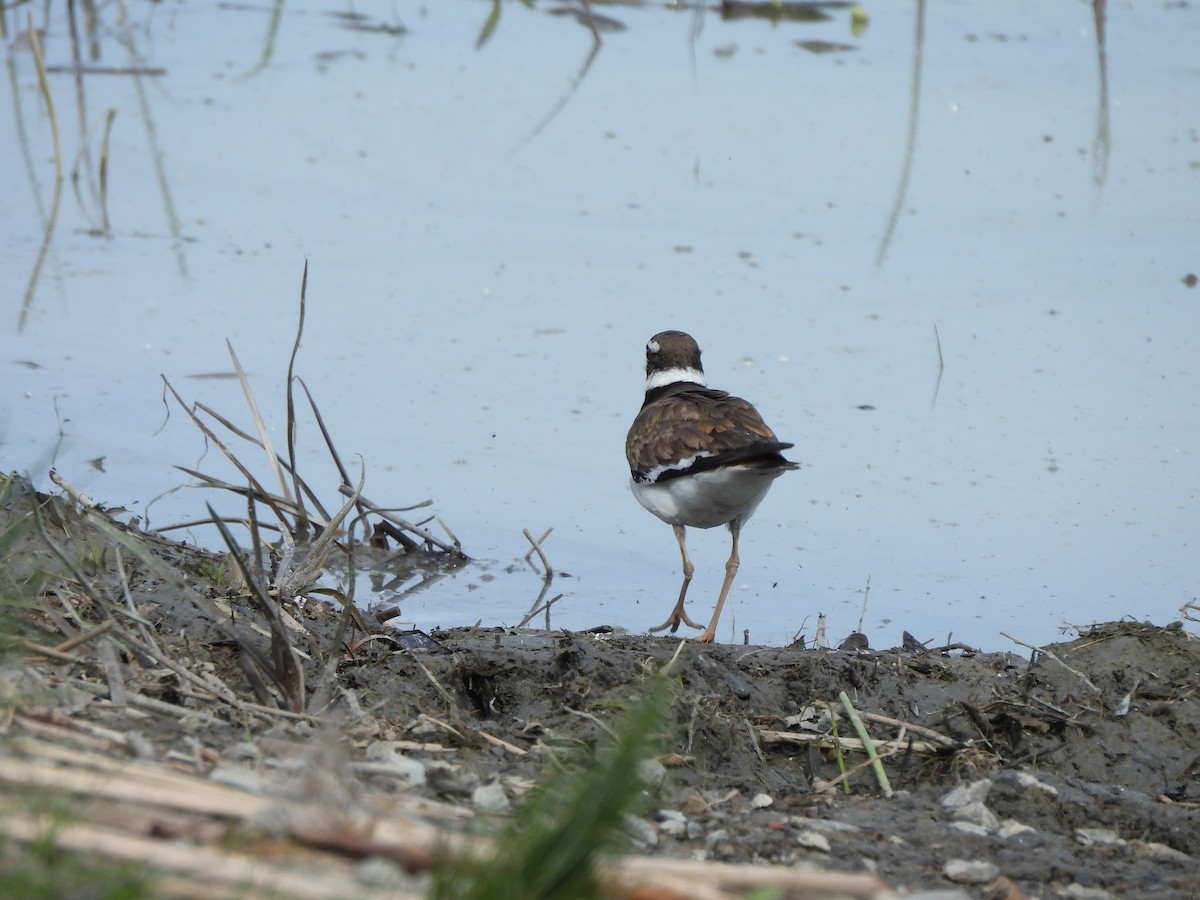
xmin=625 ymin=331 xmax=797 ymax=643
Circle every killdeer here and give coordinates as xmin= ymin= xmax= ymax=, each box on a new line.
xmin=626 ymin=331 xmax=798 ymax=643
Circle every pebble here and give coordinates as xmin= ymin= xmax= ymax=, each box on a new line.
xmin=364 ymin=741 xmax=427 ymax=785
xmin=950 ymin=821 xmax=991 ymax=837
xmin=471 ymin=781 xmax=511 ymax=814
xmin=788 ymin=816 xmax=862 ymax=833
xmin=997 ymin=819 xmax=1036 ymax=839
xmin=1061 ymin=885 xmax=1114 ymax=899
xmin=941 ymin=779 xmax=993 ymax=810
xmin=942 ymin=859 xmax=1000 ymax=884
xmin=952 ymin=800 xmax=999 ymax=832
xmin=1074 ymin=827 xmax=1124 ymax=848
xmin=1012 ymin=771 xmax=1058 ymax=796
xmin=1130 ymin=839 xmax=1191 ymax=863
xmin=622 ymin=813 xmax=658 ymax=848
xmin=751 ymin=793 xmax=774 ymax=809
xmin=636 ymin=757 xmax=666 ymax=786
xmin=794 ymin=830 xmax=831 ymax=852
xmin=656 ymin=809 xmax=688 ymax=839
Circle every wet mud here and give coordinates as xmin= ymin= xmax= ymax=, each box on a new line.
xmin=2 ymin=475 xmax=1197 ymax=898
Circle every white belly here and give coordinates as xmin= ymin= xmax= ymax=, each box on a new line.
xmin=630 ymin=465 xmax=784 ymax=530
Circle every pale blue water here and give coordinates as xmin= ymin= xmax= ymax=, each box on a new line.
xmin=3 ymin=2 xmax=1198 ymax=648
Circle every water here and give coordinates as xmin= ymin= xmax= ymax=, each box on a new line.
xmin=4 ymin=1 xmax=1198 ymax=649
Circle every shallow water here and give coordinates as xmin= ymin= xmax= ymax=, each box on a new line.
xmin=4 ymin=2 xmax=1198 ymax=648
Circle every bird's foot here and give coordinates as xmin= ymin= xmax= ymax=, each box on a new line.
xmin=649 ymin=606 xmax=704 ymax=634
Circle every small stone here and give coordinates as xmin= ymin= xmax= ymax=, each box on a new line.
xmin=1075 ymin=827 xmax=1124 ymax=848
xmin=622 ymin=813 xmax=658 ymax=848
xmin=795 ymin=830 xmax=831 ymax=852
xmin=471 ymin=781 xmax=511 ymax=814
xmin=636 ymin=757 xmax=667 ymax=786
xmin=941 ymin=779 xmax=993 ymax=810
xmin=1130 ymin=840 xmax=1191 ymax=863
xmin=751 ymin=793 xmax=774 ymax=809
xmin=943 ymin=859 xmax=1000 ymax=884
xmin=656 ymin=809 xmax=688 ymax=839
xmin=788 ymin=816 xmax=862 ymax=833
xmin=1061 ymin=885 xmax=1115 ymax=899
xmin=998 ymin=819 xmax=1036 ymax=839
xmin=950 ymin=821 xmax=991 ymax=837
xmin=952 ymin=801 xmax=999 ymax=832
xmin=1013 ymin=771 xmax=1058 ymax=796
xmin=364 ymin=741 xmax=427 ymax=785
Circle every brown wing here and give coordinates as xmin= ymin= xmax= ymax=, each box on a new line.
xmin=626 ymin=387 xmax=795 ymax=483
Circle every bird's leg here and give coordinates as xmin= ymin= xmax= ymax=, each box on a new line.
xmin=650 ymin=524 xmax=704 ymax=633
xmin=695 ymin=518 xmax=742 ymax=643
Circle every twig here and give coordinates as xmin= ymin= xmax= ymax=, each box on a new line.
xmin=48 ymin=469 xmax=97 ymax=508
xmin=758 ymin=730 xmax=941 ymax=756
xmin=522 ymin=527 xmax=553 ymax=562
xmin=814 ymin=745 xmax=902 ymax=796
xmin=66 ymin=678 xmax=227 ymax=728
xmin=522 ymin=527 xmax=554 ymax=576
xmin=477 ymin=731 xmax=527 ymax=756
xmin=337 ymin=487 xmax=463 ymax=556
xmin=745 ymin=719 xmax=765 ymax=764
xmin=516 ymin=593 xmax=563 ymax=629
xmin=855 ymin=575 xmax=871 ymax=634
xmin=435 ymin=515 xmax=462 ymax=553
xmin=54 ymin=619 xmax=116 ymax=653
xmin=857 ymin=712 xmax=962 ymax=749
xmin=661 ymin=638 xmax=689 ymax=679
xmin=564 ymin=706 xmax=617 ymax=741
xmin=22 ymin=640 xmax=84 ymax=664
xmin=1001 ymin=631 xmax=1101 ymax=694
xmin=410 ymin=655 xmax=457 ymax=711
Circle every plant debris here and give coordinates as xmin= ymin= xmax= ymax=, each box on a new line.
xmin=1 ymin=473 xmax=1198 ymax=898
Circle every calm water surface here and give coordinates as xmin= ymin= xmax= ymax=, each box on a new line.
xmin=3 ymin=2 xmax=1198 ymax=648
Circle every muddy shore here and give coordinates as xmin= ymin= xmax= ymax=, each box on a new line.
xmin=1 ymin=474 xmax=1197 ymax=898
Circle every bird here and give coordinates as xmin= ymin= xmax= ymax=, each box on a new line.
xmin=625 ymin=330 xmax=798 ymax=643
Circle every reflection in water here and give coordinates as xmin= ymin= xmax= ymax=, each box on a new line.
xmin=241 ymin=0 xmax=286 ymax=80
xmin=65 ymin=0 xmax=110 ymax=236
xmin=875 ymin=0 xmax=926 ymax=267
xmin=118 ymin=27 xmax=189 ymax=279
xmin=718 ymin=1 xmax=835 ymax=24
xmin=1090 ymin=0 xmax=1111 ymax=191
xmin=506 ymin=4 xmax=605 ymax=153
xmin=18 ymin=20 xmax=64 ymax=334
xmin=11 ymin=4 xmax=190 ymax=326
